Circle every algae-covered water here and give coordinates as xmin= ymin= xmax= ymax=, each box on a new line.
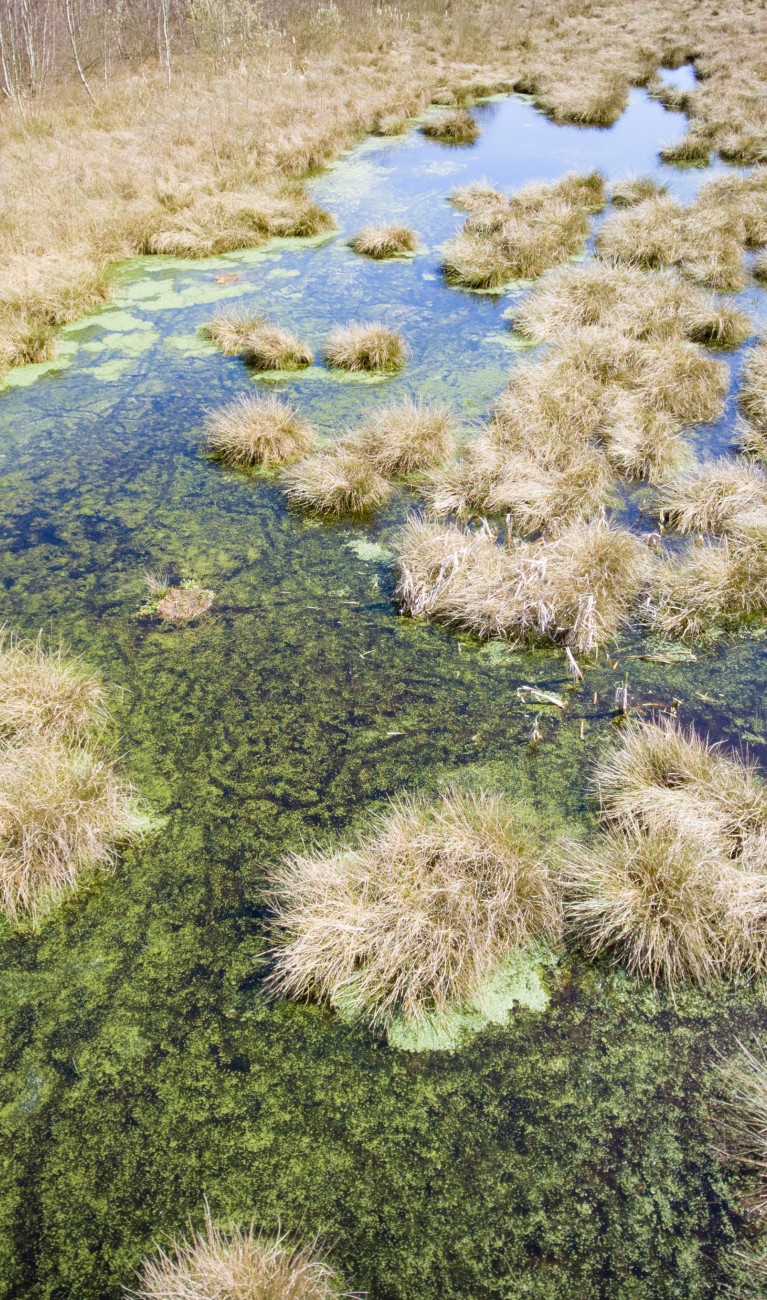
xmin=2 ymin=89 xmax=767 ymax=1299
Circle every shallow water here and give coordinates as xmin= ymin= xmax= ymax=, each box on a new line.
xmin=1 ymin=89 xmax=767 ymax=1300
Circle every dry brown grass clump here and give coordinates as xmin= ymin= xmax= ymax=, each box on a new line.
xmin=144 ymin=575 xmax=215 ymax=624
xmin=0 ymin=632 xmax=108 ymax=743
xmin=202 ymin=311 xmax=313 ymax=369
xmin=610 ymin=175 xmax=668 ymax=207
xmin=129 ymin=1205 xmax=343 ymax=1300
xmin=146 ymin=183 xmax=336 ymax=257
xmin=714 ymin=1043 xmax=767 ymax=1218
xmin=646 ymin=534 xmax=767 ymax=641
xmin=201 ymin=309 xmax=262 ymax=356
xmin=421 ymin=109 xmax=480 ymax=144
xmin=596 ymin=391 xmax=692 ymax=482
xmin=268 ymin=788 xmax=562 ymax=1024
xmin=659 ymin=132 xmax=712 ymax=166
xmin=323 ymin=322 xmax=407 ymax=372
xmin=652 ymin=459 xmax=767 ymax=536
xmin=558 ymin=328 xmax=728 ymax=423
xmin=355 ymin=399 xmax=457 ymax=475
xmin=349 ymin=225 xmax=417 ymax=258
xmin=562 ymin=718 xmax=767 ymax=985
xmin=395 ymin=513 xmax=652 ymax=653
xmin=0 ymin=258 xmax=114 ymax=376
xmin=513 ymin=262 xmax=751 ymax=348
xmin=241 ymin=324 xmax=314 ymax=371
xmin=442 ymin=171 xmax=604 ymax=289
xmin=534 ymin=71 xmax=629 ymax=127
xmin=204 ymin=394 xmax=315 ymax=468
xmin=740 ymin=344 xmax=767 ymax=432
xmin=595 ymin=194 xmax=749 ymax=291
xmin=283 ymin=443 xmax=392 ymax=516
xmin=0 ymin=635 xmax=146 ymax=921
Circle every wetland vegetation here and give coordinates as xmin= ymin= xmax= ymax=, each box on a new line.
xmin=4 ymin=1 xmax=767 ymax=1297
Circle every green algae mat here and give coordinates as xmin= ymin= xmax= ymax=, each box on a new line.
xmin=1 ymin=88 xmax=767 ymax=1299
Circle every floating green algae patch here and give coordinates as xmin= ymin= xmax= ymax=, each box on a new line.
xmin=0 ymin=87 xmax=766 ymax=1300
xmin=388 ymin=945 xmax=558 ymax=1051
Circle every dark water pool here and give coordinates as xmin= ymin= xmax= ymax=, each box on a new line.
xmin=1 ymin=88 xmax=766 ymax=1300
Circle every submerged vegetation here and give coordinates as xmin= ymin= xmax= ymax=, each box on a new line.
xmin=0 ymin=634 xmax=146 ymax=921
xmin=204 ymin=395 xmax=315 ymax=468
xmin=269 ymin=788 xmax=561 ymax=1025
xmin=129 ymin=1207 xmax=344 ymax=1300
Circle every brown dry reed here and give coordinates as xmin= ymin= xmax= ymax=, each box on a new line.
xmin=647 ymin=533 xmax=767 ymax=640
xmin=740 ymin=343 xmax=767 ymax=432
xmin=0 ymin=634 xmax=146 ymax=921
xmin=355 ymin=399 xmax=457 ymax=475
xmin=610 ymin=175 xmax=669 ymax=207
xmin=204 ymin=394 xmax=315 ymax=468
xmin=128 ymin=1204 xmax=343 ymax=1300
xmin=651 ymin=459 xmax=767 ymax=536
xmin=421 ymin=109 xmax=480 ymax=144
xmin=563 ymin=718 xmax=767 ymax=985
xmin=394 ymin=513 xmax=652 ymax=654
xmin=323 ymin=322 xmax=407 ymax=372
xmin=442 ymin=171 xmax=604 ymax=290
xmin=202 ymin=311 xmax=313 ymax=369
xmin=513 ymin=262 xmax=751 ymax=348
xmin=283 ymin=443 xmax=392 ymax=516
xmin=594 ymin=189 xmax=759 ymax=291
xmin=349 ymin=225 xmax=418 ymax=258
xmin=268 ymin=788 xmax=562 ymax=1025
xmin=714 ymin=1042 xmax=767 ymax=1218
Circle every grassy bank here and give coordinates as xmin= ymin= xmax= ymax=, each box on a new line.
xmin=2 ymin=0 xmax=767 ymax=379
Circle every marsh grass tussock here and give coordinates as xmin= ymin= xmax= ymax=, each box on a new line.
xmin=595 ymin=193 xmax=750 ymax=291
xmin=714 ymin=1043 xmax=767 ymax=1218
xmin=534 ymin=71 xmax=629 ymax=127
xmin=563 ymin=718 xmax=767 ymax=985
xmin=0 ymin=633 xmax=108 ymax=743
xmin=283 ymin=444 xmax=392 ymax=516
xmin=652 ymin=459 xmax=767 ymax=536
xmin=740 ymin=344 xmax=767 ymax=432
xmin=597 ymin=392 xmax=692 ymax=481
xmin=421 ymin=109 xmax=480 ymax=144
xmin=128 ymin=1205 xmax=344 ymax=1300
xmin=355 ymin=399 xmax=458 ymax=475
xmin=201 ymin=309 xmax=263 ymax=357
xmin=395 ymin=513 xmax=652 ymax=653
xmin=610 ymin=174 xmax=669 ymax=207
xmin=241 ymin=324 xmax=314 ymax=372
xmin=512 ymin=262 xmax=751 ymax=348
xmin=268 ymin=788 xmax=562 ymax=1025
xmin=647 ymin=533 xmax=767 ymax=641
xmin=323 ymin=322 xmax=407 ymax=372
xmin=204 ymin=394 xmax=315 ymax=468
xmin=146 ymin=183 xmax=336 ymax=258
xmin=0 ymin=635 xmax=146 ymax=921
xmin=442 ymin=171 xmax=603 ymax=290
xmin=658 ymin=133 xmax=712 ymax=166
xmin=202 ymin=311 xmax=313 ymax=369
xmin=0 ymin=739 xmax=145 ymax=922
xmin=349 ymin=225 xmax=418 ymax=258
